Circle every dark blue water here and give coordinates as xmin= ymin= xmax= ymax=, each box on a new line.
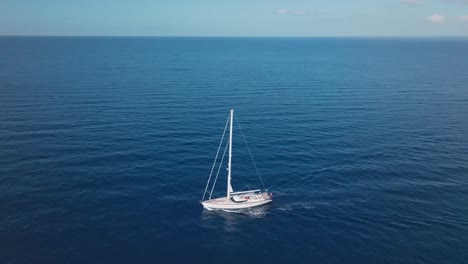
xmin=1 ymin=37 xmax=468 ymax=264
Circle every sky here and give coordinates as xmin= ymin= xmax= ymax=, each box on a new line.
xmin=0 ymin=0 xmax=467 ymax=37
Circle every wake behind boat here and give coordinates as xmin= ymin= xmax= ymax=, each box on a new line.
xmin=201 ymin=109 xmax=272 ymax=211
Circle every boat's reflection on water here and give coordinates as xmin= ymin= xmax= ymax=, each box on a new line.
xmin=200 ymin=205 xmax=271 ymax=232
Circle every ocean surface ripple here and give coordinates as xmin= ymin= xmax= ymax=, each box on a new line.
xmin=1 ymin=37 xmax=467 ymax=264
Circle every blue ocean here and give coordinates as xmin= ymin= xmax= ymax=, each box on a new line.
xmin=1 ymin=37 xmax=467 ymax=264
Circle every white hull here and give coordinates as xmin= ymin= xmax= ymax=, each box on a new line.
xmin=202 ymin=192 xmax=272 ymax=210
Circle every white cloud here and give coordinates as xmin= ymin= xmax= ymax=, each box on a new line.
xmin=275 ymin=9 xmax=290 ymax=15
xmin=274 ymin=9 xmax=316 ymax=16
xmin=459 ymin=15 xmax=468 ymax=21
xmin=402 ymin=0 xmax=425 ymax=5
xmin=427 ymin=14 xmax=446 ymax=23
xmin=294 ymin=10 xmax=307 ymax=16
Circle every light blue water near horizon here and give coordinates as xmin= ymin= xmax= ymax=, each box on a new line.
xmin=1 ymin=37 xmax=468 ymax=264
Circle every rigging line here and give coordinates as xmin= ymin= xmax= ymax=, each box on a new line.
xmin=234 ymin=114 xmax=267 ymax=190
xmin=209 ymin=139 xmax=229 ymax=199
xmin=202 ymin=114 xmax=230 ymax=201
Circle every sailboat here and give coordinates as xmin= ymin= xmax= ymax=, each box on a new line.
xmin=201 ymin=109 xmax=272 ymax=211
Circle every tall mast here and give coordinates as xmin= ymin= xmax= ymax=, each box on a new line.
xmin=227 ymin=109 xmax=233 ymax=197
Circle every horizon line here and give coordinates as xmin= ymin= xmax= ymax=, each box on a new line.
xmin=1 ymin=34 xmax=468 ymax=39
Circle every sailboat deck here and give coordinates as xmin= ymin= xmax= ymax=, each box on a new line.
xmin=202 ymin=192 xmax=272 ymax=210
